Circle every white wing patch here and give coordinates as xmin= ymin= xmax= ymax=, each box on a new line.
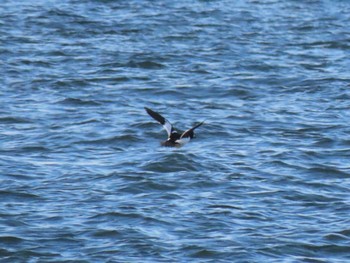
xmin=175 ymin=137 xmax=190 ymax=145
xmin=163 ymin=121 xmax=172 ymax=138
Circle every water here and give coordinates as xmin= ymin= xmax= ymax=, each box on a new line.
xmin=1 ymin=0 xmax=350 ymax=262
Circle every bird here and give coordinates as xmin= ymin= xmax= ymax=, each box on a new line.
xmin=144 ymin=107 xmax=204 ymax=147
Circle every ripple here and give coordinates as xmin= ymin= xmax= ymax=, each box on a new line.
xmin=127 ymin=60 xmax=165 ymax=69
xmin=0 ymin=236 xmax=24 ymax=245
xmin=89 ymin=211 xmax=166 ymax=226
xmin=76 ymin=134 xmax=138 ymax=146
xmin=140 ymin=153 xmax=203 ymax=172
xmin=0 ymin=190 xmax=43 ymax=202
xmin=0 ymin=116 xmax=33 ymax=124
xmin=57 ymin=98 xmax=101 ymax=106
xmin=91 ymin=229 xmax=121 ymax=238
xmin=306 ymin=166 xmax=350 ymax=179
xmin=2 ymin=0 xmax=350 ymax=262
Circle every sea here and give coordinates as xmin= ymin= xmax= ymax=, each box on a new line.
xmin=1 ymin=0 xmax=350 ymax=262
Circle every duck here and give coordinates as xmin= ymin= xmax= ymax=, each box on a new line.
xmin=145 ymin=107 xmax=204 ymax=147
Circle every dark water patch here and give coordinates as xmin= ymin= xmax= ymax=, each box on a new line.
xmin=311 ymin=137 xmax=336 ymax=147
xmin=130 ymin=121 xmax=157 ymax=132
xmin=46 ymin=50 xmax=68 ymax=57
xmin=75 ymin=134 xmax=138 ymax=147
xmin=127 ymin=60 xmax=165 ymax=69
xmin=306 ymin=166 xmax=350 ymax=179
xmin=333 ymin=91 xmax=350 ymax=101
xmin=85 ymin=76 xmax=131 ymax=83
xmin=0 ymin=236 xmax=24 ymax=245
xmin=89 ymin=211 xmax=166 ymax=226
xmin=140 ymin=179 xmax=179 ymax=192
xmin=0 ymin=190 xmax=42 ymax=202
xmin=0 ymin=116 xmax=33 ymax=124
xmin=287 ymin=180 xmax=350 ymax=198
xmin=189 ymin=248 xmax=220 ymax=259
xmin=57 ymin=98 xmax=101 ymax=106
xmin=262 ymin=160 xmax=308 ymax=174
xmin=301 ymin=243 xmax=350 ymax=257
xmin=34 ymin=234 xmax=84 ymax=249
xmin=140 ymin=153 xmax=202 ymax=173
xmin=16 ymin=58 xmax=53 ymax=68
xmin=149 ymin=89 xmax=187 ymax=101
xmin=0 ymin=248 xmax=12 ymax=257
xmin=224 ymin=86 xmax=255 ymax=99
xmin=338 ymin=229 xmax=350 ymax=236
xmin=340 ymin=138 xmax=350 ymax=146
xmin=52 ymin=79 xmax=90 ymax=88
xmin=324 ymin=233 xmax=349 ymax=242
xmin=117 ymin=180 xmax=176 ymax=195
xmin=187 ymin=175 xmax=228 ymax=190
xmin=18 ymin=145 xmax=50 ymax=153
xmin=75 ymin=118 xmax=100 ymax=125
xmin=282 ymin=190 xmax=342 ymax=205
xmin=91 ymin=229 xmax=121 ymax=239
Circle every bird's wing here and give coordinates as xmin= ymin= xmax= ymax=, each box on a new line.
xmin=145 ymin=107 xmax=173 ymax=138
xmin=180 ymin=121 xmax=204 ymax=140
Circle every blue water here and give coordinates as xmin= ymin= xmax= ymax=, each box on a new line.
xmin=1 ymin=0 xmax=350 ymax=262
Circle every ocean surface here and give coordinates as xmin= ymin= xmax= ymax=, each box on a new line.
xmin=1 ymin=0 xmax=350 ymax=262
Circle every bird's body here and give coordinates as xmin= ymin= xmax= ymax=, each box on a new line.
xmin=161 ymin=132 xmax=181 ymax=147
xmin=145 ymin=107 xmax=203 ymax=147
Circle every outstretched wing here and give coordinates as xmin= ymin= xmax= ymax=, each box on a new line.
xmin=144 ymin=107 xmax=173 ymax=137
xmin=176 ymin=121 xmax=204 ymax=145
xmin=181 ymin=121 xmax=204 ymax=139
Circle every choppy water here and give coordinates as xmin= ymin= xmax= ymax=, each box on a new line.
xmin=1 ymin=0 xmax=350 ymax=262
